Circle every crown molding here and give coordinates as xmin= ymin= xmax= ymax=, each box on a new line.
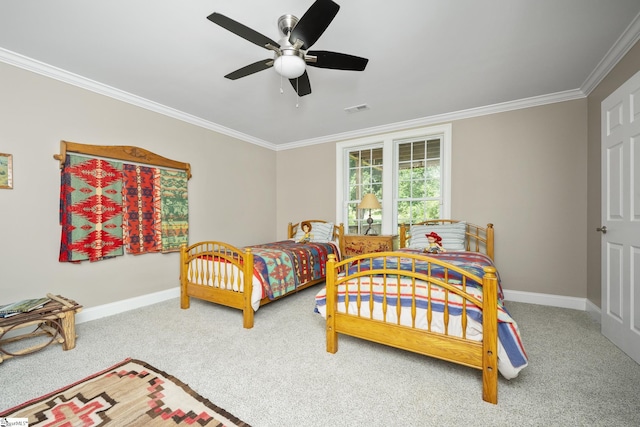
xmin=0 ymin=47 xmax=277 ymax=151
xmin=278 ymin=12 xmax=640 ymax=151
xmin=276 ymin=89 xmax=586 ymax=151
xmin=2 ymin=7 xmax=637 ymax=154
xmin=581 ymin=11 xmax=640 ymax=95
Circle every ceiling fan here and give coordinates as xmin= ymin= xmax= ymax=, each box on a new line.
xmin=207 ymin=0 xmax=369 ymax=97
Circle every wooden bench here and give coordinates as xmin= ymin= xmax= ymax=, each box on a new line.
xmin=0 ymin=294 xmax=82 ymax=363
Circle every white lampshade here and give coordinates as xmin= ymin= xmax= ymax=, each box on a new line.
xmin=274 ymin=54 xmax=306 ymax=79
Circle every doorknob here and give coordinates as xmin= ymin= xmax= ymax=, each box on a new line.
xmin=597 ymin=226 xmax=607 ymax=234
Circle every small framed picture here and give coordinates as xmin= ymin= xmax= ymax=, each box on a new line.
xmin=0 ymin=153 xmax=13 ymax=189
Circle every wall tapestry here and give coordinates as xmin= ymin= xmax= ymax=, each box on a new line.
xmin=56 ymin=141 xmax=191 ymax=263
xmin=59 ymin=155 xmax=124 ymax=262
xmin=122 ymin=164 xmax=162 ymax=254
xmin=160 ymin=169 xmax=189 ymax=252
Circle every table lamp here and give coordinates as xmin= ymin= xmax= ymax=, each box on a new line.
xmin=358 ymin=193 xmax=381 ymax=235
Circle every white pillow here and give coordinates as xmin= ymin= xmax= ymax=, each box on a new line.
xmin=294 ymin=221 xmax=334 ymax=243
xmin=409 ymin=222 xmax=466 ymax=251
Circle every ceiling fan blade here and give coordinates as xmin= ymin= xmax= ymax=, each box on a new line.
xmin=224 ymin=59 xmax=273 ymax=80
xmin=289 ymin=0 xmax=340 ymax=50
xmin=207 ymin=12 xmax=278 ymax=49
xmin=307 ymin=50 xmax=369 ymax=71
xmin=289 ymin=71 xmax=312 ymax=96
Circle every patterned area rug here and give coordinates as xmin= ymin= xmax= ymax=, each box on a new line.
xmin=0 ymin=358 xmax=250 ymax=426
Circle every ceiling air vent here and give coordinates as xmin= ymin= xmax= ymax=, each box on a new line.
xmin=344 ymin=104 xmax=370 ymax=113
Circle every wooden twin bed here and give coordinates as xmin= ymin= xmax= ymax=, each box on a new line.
xmin=315 ymin=220 xmax=528 ymax=404
xmin=180 ymin=220 xmax=344 ymax=329
xmin=180 ymin=219 xmax=527 ymax=403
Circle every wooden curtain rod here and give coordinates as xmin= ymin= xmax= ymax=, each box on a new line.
xmin=53 ymin=140 xmax=192 ymax=180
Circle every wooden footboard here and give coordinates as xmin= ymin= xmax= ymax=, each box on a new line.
xmin=324 ymin=252 xmax=499 ymax=404
xmin=180 ymin=241 xmax=256 ymax=328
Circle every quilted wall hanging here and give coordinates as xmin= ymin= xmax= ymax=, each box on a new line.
xmin=122 ymin=164 xmax=162 ymax=254
xmin=55 ymin=141 xmax=192 ymax=262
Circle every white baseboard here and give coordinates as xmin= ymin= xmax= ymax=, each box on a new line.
xmin=74 ymin=287 xmax=595 ymax=325
xmin=503 ymin=289 xmax=587 ymax=311
xmin=75 ymin=287 xmax=180 ymax=324
xmin=585 ymin=299 xmax=602 ymax=323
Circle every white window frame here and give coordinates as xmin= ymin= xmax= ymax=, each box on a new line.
xmin=336 ymin=124 xmax=451 ymax=235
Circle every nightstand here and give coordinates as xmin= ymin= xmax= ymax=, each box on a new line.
xmin=343 ymin=234 xmax=399 ymax=257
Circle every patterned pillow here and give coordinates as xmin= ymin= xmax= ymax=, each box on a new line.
xmin=294 ymin=221 xmax=334 ymax=243
xmin=409 ymin=222 xmax=466 ymax=251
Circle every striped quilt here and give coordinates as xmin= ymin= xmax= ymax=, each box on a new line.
xmin=315 ymin=250 xmax=528 ymax=379
xmin=394 ymin=248 xmax=505 ymax=299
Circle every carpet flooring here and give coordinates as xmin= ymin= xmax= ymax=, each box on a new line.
xmin=1 ymin=287 xmax=639 ymax=426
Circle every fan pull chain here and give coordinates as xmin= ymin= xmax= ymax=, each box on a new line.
xmin=278 ymin=75 xmax=300 ymax=108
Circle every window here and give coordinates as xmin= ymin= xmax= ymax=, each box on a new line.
xmin=396 ymin=137 xmax=442 ymax=226
xmin=336 ymin=124 xmax=451 ymax=235
xmin=346 ymin=146 xmax=383 ymax=234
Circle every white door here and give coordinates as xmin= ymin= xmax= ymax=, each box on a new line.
xmin=601 ymin=70 xmax=640 ymax=364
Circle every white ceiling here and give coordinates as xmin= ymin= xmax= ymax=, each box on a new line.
xmin=1 ymin=1 xmax=640 ymax=149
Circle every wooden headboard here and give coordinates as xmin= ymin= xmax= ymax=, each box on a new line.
xmin=288 ymin=220 xmax=345 ymax=255
xmin=399 ymin=220 xmax=494 ymax=260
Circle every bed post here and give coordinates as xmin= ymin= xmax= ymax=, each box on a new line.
xmin=481 ymin=266 xmax=499 ymax=404
xmin=287 ymin=222 xmax=295 ymax=239
xmin=243 ymin=248 xmax=255 ymax=329
xmin=179 ymin=244 xmax=190 ymax=309
xmin=326 ymin=254 xmax=338 ymax=353
xmin=399 ymin=224 xmax=408 ymax=248
xmin=337 ymin=223 xmax=345 ymax=256
xmin=486 ymin=224 xmax=494 ymax=261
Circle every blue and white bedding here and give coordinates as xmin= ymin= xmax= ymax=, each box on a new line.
xmin=315 ymin=250 xmax=528 ymax=379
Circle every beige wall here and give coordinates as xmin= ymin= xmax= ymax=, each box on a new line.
xmin=275 ymin=143 xmax=337 ymax=238
xmin=3 ymin=39 xmax=637 ymax=310
xmin=453 ymin=102 xmax=587 ymax=295
xmin=0 ymin=62 xmax=277 ymax=308
xmin=586 ymin=41 xmax=640 ymax=308
xmin=277 ymin=100 xmax=588 ymax=297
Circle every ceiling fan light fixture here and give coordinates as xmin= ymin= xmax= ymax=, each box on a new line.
xmin=274 ymin=54 xmax=306 ymax=79
xmin=208 ymin=0 xmax=368 ymax=97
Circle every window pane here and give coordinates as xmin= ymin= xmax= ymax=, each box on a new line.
xmin=347 ymin=203 xmax=359 ymax=234
xmin=395 ymin=200 xmax=442 ymax=227
xmin=349 ymin=184 xmax=358 ymax=200
xmin=346 ymin=146 xmax=383 ymax=234
xmin=425 ymin=200 xmax=440 ymax=220
xmin=397 ymin=200 xmax=412 ymax=225
xmin=396 ymin=137 xmax=442 ymax=225
xmin=371 ymin=166 xmax=382 ymax=185
xmin=348 ymin=153 xmax=358 ymax=168
xmin=361 ymin=150 xmax=371 ymax=164
xmin=410 ymin=179 xmax=423 ymax=198
xmin=412 ymin=141 xmax=425 ymax=159
xmin=425 ymin=178 xmax=440 ymax=197
xmin=426 ymin=159 xmax=440 ymax=179
xmin=426 ymin=140 xmax=440 ymax=159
